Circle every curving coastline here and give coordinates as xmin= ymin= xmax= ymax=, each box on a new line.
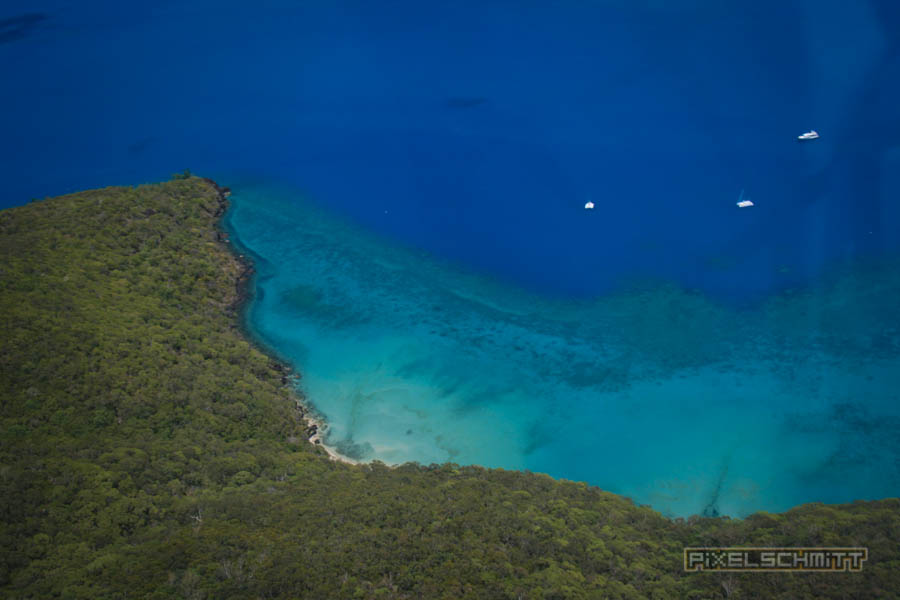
xmin=2 ymin=176 xmax=898 ymax=598
xmin=206 ymin=178 xmax=359 ymax=465
xmin=217 ymin=178 xmax=900 ymax=517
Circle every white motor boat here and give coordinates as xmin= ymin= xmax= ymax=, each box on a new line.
xmin=584 ymin=201 xmax=595 ymax=210
xmin=736 ymin=189 xmax=753 ymax=208
xmin=798 ymin=130 xmax=819 ymax=140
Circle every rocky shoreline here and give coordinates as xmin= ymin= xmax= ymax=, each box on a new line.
xmin=202 ymin=177 xmax=252 ymax=319
xmin=204 ymin=177 xmax=357 ymax=465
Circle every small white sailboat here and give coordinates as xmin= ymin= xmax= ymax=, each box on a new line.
xmin=584 ymin=201 xmax=595 ymax=210
xmin=798 ymin=130 xmax=819 ymax=140
xmin=736 ymin=189 xmax=754 ymax=208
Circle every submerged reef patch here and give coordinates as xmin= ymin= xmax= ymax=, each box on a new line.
xmin=227 ymin=185 xmax=900 ymax=517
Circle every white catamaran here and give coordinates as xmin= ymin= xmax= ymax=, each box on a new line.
xmin=736 ymin=189 xmax=754 ymax=208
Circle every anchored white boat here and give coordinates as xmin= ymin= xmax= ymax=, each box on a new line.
xmin=798 ymin=130 xmax=819 ymax=140
xmin=736 ymin=189 xmax=753 ymax=208
xmin=584 ymin=201 xmax=594 ymax=210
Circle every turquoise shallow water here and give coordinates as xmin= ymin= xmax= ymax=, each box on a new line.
xmin=227 ymin=183 xmax=900 ymax=518
xmin=1 ymin=0 xmax=897 ymax=517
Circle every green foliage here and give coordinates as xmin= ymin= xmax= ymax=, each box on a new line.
xmin=1 ymin=179 xmax=897 ymax=598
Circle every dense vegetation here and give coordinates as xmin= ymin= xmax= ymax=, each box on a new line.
xmin=1 ymin=178 xmax=898 ymax=599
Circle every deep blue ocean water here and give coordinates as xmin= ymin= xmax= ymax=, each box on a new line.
xmin=2 ymin=0 xmax=899 ymax=516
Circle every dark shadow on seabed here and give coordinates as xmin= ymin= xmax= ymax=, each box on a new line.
xmin=0 ymin=13 xmax=48 ymax=45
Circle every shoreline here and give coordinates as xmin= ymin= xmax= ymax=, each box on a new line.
xmin=205 ymin=177 xmax=359 ymax=466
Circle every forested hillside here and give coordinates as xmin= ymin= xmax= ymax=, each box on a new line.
xmin=1 ymin=178 xmax=897 ymax=599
